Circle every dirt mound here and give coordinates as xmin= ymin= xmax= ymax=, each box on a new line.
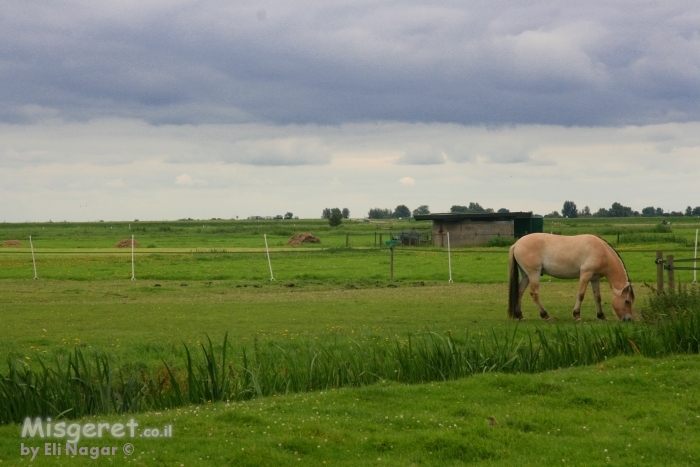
xmin=1 ymin=240 xmax=23 ymax=247
xmin=115 ymin=239 xmax=141 ymax=248
xmin=286 ymin=232 xmax=321 ymax=246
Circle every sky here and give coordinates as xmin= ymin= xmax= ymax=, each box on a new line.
xmin=1 ymin=0 xmax=699 ymax=222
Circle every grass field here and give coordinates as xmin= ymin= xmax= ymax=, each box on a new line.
xmin=2 ymin=354 xmax=698 ymax=465
xmin=1 ymin=216 xmax=699 ymax=465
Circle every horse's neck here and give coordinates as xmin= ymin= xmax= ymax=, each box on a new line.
xmin=604 ymin=246 xmax=629 ymax=294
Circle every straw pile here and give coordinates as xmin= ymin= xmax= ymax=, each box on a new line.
xmin=286 ymin=233 xmax=320 ymax=246
xmin=115 ymin=239 xmax=141 ymax=248
xmin=1 ymin=240 xmax=23 ymax=247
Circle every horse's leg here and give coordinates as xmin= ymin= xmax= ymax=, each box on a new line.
xmin=572 ymin=273 xmax=592 ymax=321
xmin=516 ymin=272 xmax=530 ymax=321
xmin=591 ymin=279 xmax=606 ymax=320
xmin=528 ymin=275 xmax=551 ymax=321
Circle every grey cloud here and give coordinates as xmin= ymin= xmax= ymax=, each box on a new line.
xmin=223 ymin=138 xmax=332 ymax=166
xmin=1 ymin=1 xmax=699 ymax=127
xmin=396 ymin=144 xmax=446 ymax=165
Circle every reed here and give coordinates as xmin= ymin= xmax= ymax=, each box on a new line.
xmin=3 ymin=294 xmax=699 ymax=424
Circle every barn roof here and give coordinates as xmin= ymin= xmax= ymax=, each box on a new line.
xmin=414 ymin=211 xmax=535 ymax=222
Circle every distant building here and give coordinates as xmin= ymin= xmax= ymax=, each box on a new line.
xmin=414 ymin=212 xmax=543 ymax=247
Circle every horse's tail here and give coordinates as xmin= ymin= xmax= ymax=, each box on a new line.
xmin=508 ymin=245 xmax=520 ymax=319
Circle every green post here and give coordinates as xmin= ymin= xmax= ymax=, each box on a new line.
xmin=390 ymin=247 xmax=394 ymax=281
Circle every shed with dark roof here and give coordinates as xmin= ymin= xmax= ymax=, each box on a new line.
xmin=413 ymin=212 xmax=543 ymax=247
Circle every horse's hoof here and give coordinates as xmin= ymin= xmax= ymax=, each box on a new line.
xmin=518 ymin=318 xmax=526 ymax=322
xmin=597 ymin=316 xmax=607 ymax=321
xmin=574 ymin=317 xmax=582 ymax=323
xmin=544 ymin=317 xmax=553 ymax=322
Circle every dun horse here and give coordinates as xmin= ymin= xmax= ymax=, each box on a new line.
xmin=508 ymin=233 xmax=635 ymax=322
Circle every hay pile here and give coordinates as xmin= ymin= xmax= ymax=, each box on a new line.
xmin=286 ymin=232 xmax=321 ymax=246
xmin=1 ymin=240 xmax=23 ymax=247
xmin=115 ymin=239 xmax=141 ymax=248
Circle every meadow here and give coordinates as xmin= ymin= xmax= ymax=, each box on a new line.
xmin=0 ymin=216 xmax=699 ymax=465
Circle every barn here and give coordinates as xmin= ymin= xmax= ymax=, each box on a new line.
xmin=414 ymin=212 xmax=544 ymax=247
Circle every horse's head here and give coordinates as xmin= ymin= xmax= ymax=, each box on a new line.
xmin=611 ymin=284 xmax=635 ymax=321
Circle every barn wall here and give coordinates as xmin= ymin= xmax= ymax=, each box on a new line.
xmin=431 ymin=220 xmax=513 ymax=247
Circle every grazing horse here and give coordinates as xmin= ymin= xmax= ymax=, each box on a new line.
xmin=508 ymin=233 xmax=635 ymax=322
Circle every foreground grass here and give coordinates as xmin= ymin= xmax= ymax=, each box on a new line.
xmin=1 ymin=354 xmax=698 ymax=466
xmin=0 ymin=280 xmax=654 ymax=370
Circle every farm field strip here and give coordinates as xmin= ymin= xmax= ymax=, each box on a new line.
xmin=1 ymin=216 xmax=699 ymax=465
xmin=1 ymin=354 xmax=698 ymax=466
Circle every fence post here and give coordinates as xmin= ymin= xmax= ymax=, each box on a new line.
xmin=667 ymin=255 xmax=675 ymax=293
xmin=656 ymin=250 xmax=664 ymax=295
xmin=374 ymin=232 xmax=377 ymax=247
xmin=346 ymin=233 xmax=349 ymax=248
xmin=379 ymin=233 xmax=383 ymax=246
xmin=390 ymin=246 xmax=394 ymax=281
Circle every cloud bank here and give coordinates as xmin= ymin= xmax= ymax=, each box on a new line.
xmin=1 ymin=1 xmax=699 ymax=127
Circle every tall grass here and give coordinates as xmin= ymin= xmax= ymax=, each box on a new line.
xmin=2 ymin=288 xmax=699 ymax=424
xmin=618 ymin=233 xmax=693 ymax=246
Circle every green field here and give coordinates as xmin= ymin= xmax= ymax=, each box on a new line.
xmin=1 ymin=217 xmax=699 ymax=465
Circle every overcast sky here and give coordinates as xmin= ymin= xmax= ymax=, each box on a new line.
xmin=1 ymin=1 xmax=699 ymax=222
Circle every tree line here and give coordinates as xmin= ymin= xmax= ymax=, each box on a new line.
xmin=365 ymin=202 xmax=510 ymax=220
xmin=551 ymin=201 xmax=700 ymax=218
xmin=321 ymin=200 xmax=700 ymax=226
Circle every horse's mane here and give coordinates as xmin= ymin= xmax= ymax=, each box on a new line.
xmin=597 ymin=235 xmax=631 ymax=283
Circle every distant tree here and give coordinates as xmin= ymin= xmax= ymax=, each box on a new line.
xmin=412 ymin=205 xmax=430 ymax=216
xmin=467 ymin=202 xmax=486 ymax=213
xmin=641 ymin=206 xmax=655 ymax=216
xmin=329 ymin=208 xmax=343 ymax=227
xmin=368 ymin=208 xmax=393 ymax=219
xmin=609 ymin=202 xmax=634 ymax=217
xmin=686 ymin=206 xmax=693 ymax=216
xmin=284 ymin=212 xmax=294 ymax=219
xmin=322 ymin=208 xmax=331 ymax=219
xmin=393 ymin=205 xmax=411 ymax=219
xmin=497 ymin=208 xmax=510 ymax=213
xmin=594 ymin=207 xmax=610 ymax=217
xmin=561 ymin=201 xmax=578 ymax=218
xmin=655 ymin=207 xmax=665 ymax=216
xmin=451 ymin=203 xmax=489 ymax=213
xmin=693 ymin=206 xmax=700 ymax=216
xmin=544 ymin=211 xmax=562 ymax=218
xmin=581 ymin=206 xmax=591 ymax=217
xmin=341 ymin=208 xmax=350 ymax=219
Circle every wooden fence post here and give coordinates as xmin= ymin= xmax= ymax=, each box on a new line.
xmin=390 ymin=246 xmax=394 ymax=281
xmin=374 ymin=232 xmax=377 ymax=247
xmin=379 ymin=233 xmax=383 ymax=246
xmin=667 ymin=255 xmax=675 ymax=293
xmin=346 ymin=233 xmax=349 ymax=247
xmin=656 ymin=250 xmax=664 ymax=295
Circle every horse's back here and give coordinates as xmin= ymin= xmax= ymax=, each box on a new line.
xmin=513 ymin=233 xmax=608 ymax=279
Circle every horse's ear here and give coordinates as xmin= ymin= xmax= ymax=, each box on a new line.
xmin=622 ymin=284 xmax=634 ymax=301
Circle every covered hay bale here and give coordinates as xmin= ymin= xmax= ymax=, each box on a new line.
xmin=115 ymin=239 xmax=141 ymax=248
xmin=1 ymin=240 xmax=23 ymax=247
xmin=286 ymin=232 xmax=321 ymax=246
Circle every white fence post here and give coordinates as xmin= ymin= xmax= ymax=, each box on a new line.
xmin=447 ymin=232 xmax=453 ymax=283
xmin=694 ymin=229 xmax=698 ymax=284
xmin=264 ymin=234 xmax=275 ymax=281
xmin=29 ymin=235 xmax=38 ymax=279
xmin=131 ymin=235 xmax=136 ymax=281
